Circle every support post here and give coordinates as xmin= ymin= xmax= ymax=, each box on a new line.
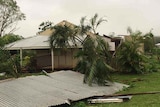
xmin=51 ymin=48 xmax=54 ymax=71
xmin=20 ymin=48 xmax=23 ymax=68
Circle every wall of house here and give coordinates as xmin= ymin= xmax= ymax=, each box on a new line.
xmin=36 ymin=49 xmax=51 ymax=68
xmin=102 ymin=36 xmax=115 ymax=51
xmin=36 ymin=48 xmax=79 ymax=70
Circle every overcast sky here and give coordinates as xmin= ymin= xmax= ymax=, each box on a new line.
xmin=15 ymin=0 xmax=160 ymax=37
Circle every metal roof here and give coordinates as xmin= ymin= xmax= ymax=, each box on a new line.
xmin=0 ymin=71 xmax=128 ymax=107
xmin=5 ymin=35 xmax=50 ymax=50
xmin=5 ymin=35 xmax=84 ymax=50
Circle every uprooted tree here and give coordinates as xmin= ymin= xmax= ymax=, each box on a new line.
xmin=0 ymin=0 xmax=25 ymax=36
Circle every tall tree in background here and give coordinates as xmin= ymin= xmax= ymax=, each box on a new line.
xmin=0 ymin=0 xmax=25 ymax=36
xmin=0 ymin=33 xmax=23 ymax=46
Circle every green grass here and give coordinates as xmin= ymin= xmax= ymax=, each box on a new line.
xmin=85 ymin=71 xmax=160 ymax=107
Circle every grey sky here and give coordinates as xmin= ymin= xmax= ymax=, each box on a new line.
xmin=15 ymin=0 xmax=160 ymax=37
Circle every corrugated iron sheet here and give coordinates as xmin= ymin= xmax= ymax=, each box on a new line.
xmin=5 ymin=35 xmax=84 ymax=50
xmin=0 ymin=71 xmax=127 ymax=107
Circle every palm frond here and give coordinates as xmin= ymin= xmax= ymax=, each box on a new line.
xmin=88 ymin=60 xmax=97 ymax=86
xmin=49 ymin=25 xmax=82 ymax=50
xmin=96 ymin=17 xmax=107 ymax=29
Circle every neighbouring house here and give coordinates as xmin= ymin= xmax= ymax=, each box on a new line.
xmin=102 ymin=35 xmax=122 ymax=53
xmin=5 ymin=20 xmax=117 ymax=71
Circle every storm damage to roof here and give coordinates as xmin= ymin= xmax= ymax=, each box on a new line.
xmin=0 ymin=71 xmax=127 ymax=107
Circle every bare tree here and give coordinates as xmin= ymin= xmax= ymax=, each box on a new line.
xmin=0 ymin=0 xmax=25 ymax=37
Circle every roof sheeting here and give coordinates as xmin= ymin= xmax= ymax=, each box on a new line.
xmin=5 ymin=35 xmax=50 ymax=50
xmin=5 ymin=35 xmax=83 ymax=50
xmin=0 ymin=71 xmax=128 ymax=107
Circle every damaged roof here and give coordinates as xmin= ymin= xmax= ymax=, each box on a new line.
xmin=0 ymin=71 xmax=127 ymax=107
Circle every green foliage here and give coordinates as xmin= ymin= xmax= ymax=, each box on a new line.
xmin=144 ymin=55 xmax=160 ymax=72
xmin=0 ymin=0 xmax=25 ymax=36
xmin=22 ymin=50 xmax=37 ymax=72
xmin=0 ymin=33 xmax=23 ymax=47
xmin=115 ymin=28 xmax=159 ymax=74
xmin=115 ymin=31 xmax=146 ymax=74
xmin=0 ymin=47 xmax=19 ymax=77
xmin=75 ymin=36 xmax=113 ymax=86
xmin=0 ymin=37 xmax=5 ymax=46
xmin=0 ymin=47 xmax=12 ymax=73
xmin=0 ymin=33 xmax=22 ymax=76
xmin=49 ymin=25 xmax=80 ymax=50
xmin=141 ymin=32 xmax=155 ymax=53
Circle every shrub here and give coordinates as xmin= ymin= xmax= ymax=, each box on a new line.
xmin=0 ymin=48 xmax=19 ymax=77
xmin=115 ymin=38 xmax=147 ymax=74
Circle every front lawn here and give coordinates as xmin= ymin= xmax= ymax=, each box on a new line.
xmin=75 ymin=71 xmax=160 ymax=107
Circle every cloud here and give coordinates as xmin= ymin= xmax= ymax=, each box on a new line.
xmin=15 ymin=0 xmax=160 ymax=37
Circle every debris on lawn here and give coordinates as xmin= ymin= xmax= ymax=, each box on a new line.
xmin=87 ymin=91 xmax=160 ymax=104
xmin=88 ymin=95 xmax=132 ymax=104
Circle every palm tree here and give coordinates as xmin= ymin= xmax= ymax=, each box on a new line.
xmin=75 ymin=14 xmax=113 ymax=86
xmin=75 ymin=36 xmax=113 ymax=85
xmin=49 ymin=24 xmax=82 ymax=50
xmin=115 ymin=27 xmax=148 ymax=74
xmin=89 ymin=13 xmax=107 ymax=34
xmin=79 ymin=13 xmax=107 ymax=35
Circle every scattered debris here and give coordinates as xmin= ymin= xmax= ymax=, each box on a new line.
xmin=86 ymin=91 xmax=160 ymax=104
xmin=65 ymin=99 xmax=72 ymax=105
xmin=89 ymin=98 xmax=123 ymax=103
xmin=102 ymin=91 xmax=160 ymax=97
xmin=88 ymin=95 xmax=132 ymax=104
xmin=42 ymin=70 xmax=51 ymax=77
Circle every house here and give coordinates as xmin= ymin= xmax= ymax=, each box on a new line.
xmin=5 ymin=35 xmax=80 ymax=71
xmin=5 ymin=20 xmax=116 ymax=71
xmin=102 ymin=34 xmax=122 ymax=52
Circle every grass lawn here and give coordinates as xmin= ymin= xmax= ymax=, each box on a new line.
xmin=86 ymin=71 xmax=160 ymax=107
